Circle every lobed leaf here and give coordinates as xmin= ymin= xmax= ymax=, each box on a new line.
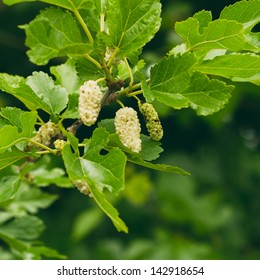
xmin=196 ymin=53 xmax=260 ymax=85
xmin=0 ymin=73 xmax=51 ymax=112
xmin=106 ymin=0 xmax=161 ymax=57
xmin=0 ymin=176 xmax=21 ymax=203
xmin=220 ymin=0 xmax=260 ymax=31
xmin=21 ymin=7 xmax=93 ymax=65
xmin=26 ymin=71 xmax=68 ymax=114
xmin=148 ymin=54 xmax=234 ymax=115
xmin=62 ymin=144 xmax=128 ymax=232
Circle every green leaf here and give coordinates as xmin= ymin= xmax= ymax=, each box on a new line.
xmin=0 ymin=73 xmax=51 ymax=112
xmin=0 ymin=107 xmax=37 ymax=138
xmin=220 ymin=0 xmax=260 ymax=31
xmin=26 ymin=71 xmax=68 ymax=114
xmin=175 ymin=17 xmax=246 ymax=59
xmin=148 ymin=53 xmax=196 ymax=110
xmin=4 ymin=0 xmax=94 ymax=11
xmin=148 ymin=54 xmax=234 ymax=115
xmin=87 ymin=179 xmax=128 ymax=233
xmin=106 ymin=0 xmax=161 ymax=56
xmin=83 ymin=128 xmax=127 ymax=194
xmin=21 ymin=7 xmax=93 ymax=65
xmin=74 ymin=57 xmax=104 ymax=81
xmin=4 ymin=187 xmax=58 ymax=215
xmin=61 ymin=93 xmax=80 ymax=120
xmin=30 ymin=167 xmax=72 ymax=188
xmin=0 ymin=176 xmax=21 ymax=203
xmin=128 ymin=157 xmax=190 ymax=176
xmin=50 ymin=60 xmax=81 ymax=94
xmin=196 ymin=53 xmax=260 ymax=85
xmin=181 ymin=72 xmax=234 ymax=115
xmin=0 ymin=149 xmax=33 ymax=171
xmin=62 ymin=144 xmax=128 ymax=232
xmin=0 ymin=216 xmax=44 ymax=240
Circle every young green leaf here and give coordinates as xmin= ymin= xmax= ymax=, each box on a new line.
xmin=220 ymin=0 xmax=260 ymax=31
xmin=106 ymin=0 xmax=161 ymax=57
xmin=0 ymin=176 xmax=21 ymax=203
xmin=175 ymin=17 xmax=246 ymax=59
xmin=0 ymin=73 xmax=51 ymax=112
xmin=61 ymin=93 xmax=80 ymax=120
xmin=26 ymin=71 xmax=68 ymax=115
xmin=50 ymin=60 xmax=81 ymax=93
xmin=21 ymin=7 xmax=93 ymax=65
xmin=196 ymin=53 xmax=260 ymax=85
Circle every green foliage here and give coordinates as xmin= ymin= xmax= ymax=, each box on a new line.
xmin=0 ymin=0 xmax=259 ymax=259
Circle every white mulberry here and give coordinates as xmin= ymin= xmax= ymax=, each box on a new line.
xmin=54 ymin=139 xmax=66 ymax=151
xmin=78 ymin=80 xmax=102 ymax=126
xmin=32 ymin=121 xmax=60 ymax=147
xmin=139 ymin=102 xmax=163 ymax=141
xmin=73 ymin=180 xmax=90 ymax=196
xmin=115 ymin=107 xmax=142 ymax=153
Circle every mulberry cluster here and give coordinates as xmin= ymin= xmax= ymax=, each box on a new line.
xmin=73 ymin=180 xmax=91 ymax=196
xmin=32 ymin=121 xmax=60 ymax=147
xmin=54 ymin=139 xmax=66 ymax=151
xmin=78 ymin=80 xmax=102 ymax=126
xmin=115 ymin=107 xmax=142 ymax=153
xmin=139 ymin=102 xmax=163 ymax=141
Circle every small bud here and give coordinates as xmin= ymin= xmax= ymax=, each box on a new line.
xmin=32 ymin=121 xmax=60 ymax=147
xmin=73 ymin=180 xmax=91 ymax=196
xmin=79 ymin=80 xmax=102 ymax=126
xmin=54 ymin=139 xmax=66 ymax=151
xmin=104 ymin=47 xmax=114 ymax=64
xmin=115 ymin=107 xmax=142 ymax=153
xmin=138 ymin=102 xmax=163 ymax=141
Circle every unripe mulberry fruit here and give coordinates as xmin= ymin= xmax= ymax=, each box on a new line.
xmin=54 ymin=139 xmax=66 ymax=151
xmin=115 ymin=107 xmax=142 ymax=153
xmin=73 ymin=180 xmax=90 ymax=196
xmin=32 ymin=121 xmax=60 ymax=147
xmin=138 ymin=102 xmax=163 ymax=141
xmin=78 ymin=80 xmax=102 ymax=126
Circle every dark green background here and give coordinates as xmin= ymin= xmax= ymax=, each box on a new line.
xmin=0 ymin=0 xmax=260 ymax=259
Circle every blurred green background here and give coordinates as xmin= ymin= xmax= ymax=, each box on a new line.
xmin=0 ymin=0 xmax=260 ymax=260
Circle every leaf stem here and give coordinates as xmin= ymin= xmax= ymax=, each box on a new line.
xmin=116 ymin=100 xmax=125 ymax=108
xmin=127 ymin=90 xmax=144 ymax=97
xmin=29 ymin=139 xmax=57 ymax=155
xmin=84 ymin=54 xmax=102 ymax=69
xmin=124 ymin=57 xmax=134 ymax=87
xmin=73 ymin=9 xmax=94 ymax=44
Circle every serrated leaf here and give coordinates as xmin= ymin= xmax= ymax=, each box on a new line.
xmin=175 ymin=17 xmax=246 ymax=59
xmin=26 ymin=71 xmax=68 ymax=114
xmin=0 ymin=176 xmax=21 ymax=203
xmin=128 ymin=157 xmax=190 ymax=176
xmin=62 ymin=144 xmax=128 ymax=232
xmin=148 ymin=53 xmax=197 ymax=110
xmin=86 ymin=179 xmax=128 ymax=233
xmin=0 ymin=149 xmax=34 ymax=171
xmin=148 ymin=54 xmax=234 ymax=115
xmin=106 ymin=0 xmax=161 ymax=56
xmin=0 ymin=73 xmax=51 ymax=112
xmin=21 ymin=7 xmax=93 ymax=65
xmin=193 ymin=10 xmax=212 ymax=34
xmin=61 ymin=93 xmax=80 ymax=120
xmin=220 ymin=0 xmax=260 ymax=31
xmin=74 ymin=57 xmax=104 ymax=81
xmin=196 ymin=53 xmax=260 ymax=85
xmin=182 ymin=72 xmax=234 ymax=115
xmin=50 ymin=60 xmax=81 ymax=93
xmin=5 ymin=187 xmax=58 ymax=215
xmin=0 ymin=216 xmax=44 ymax=240
xmin=4 ymin=0 xmax=94 ymax=11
